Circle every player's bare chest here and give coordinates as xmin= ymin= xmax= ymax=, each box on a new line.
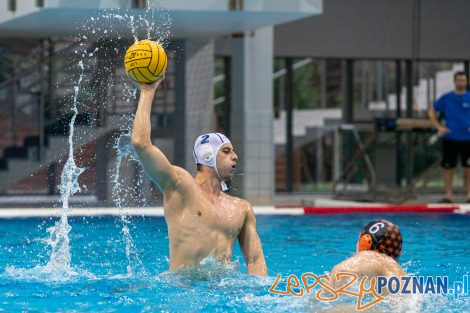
xmin=188 ymin=197 xmax=245 ymax=234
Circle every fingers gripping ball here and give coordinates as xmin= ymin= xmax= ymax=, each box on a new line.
xmin=124 ymin=40 xmax=167 ymax=83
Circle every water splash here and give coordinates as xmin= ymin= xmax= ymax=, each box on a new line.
xmin=74 ymin=2 xmax=173 ymax=280
xmin=59 ymin=61 xmax=86 ymax=211
xmin=5 ymin=62 xmax=87 ymax=282
xmin=46 ymin=60 xmax=86 ymax=272
xmin=67 ymin=1 xmax=173 ymax=278
xmin=111 ymin=118 xmax=149 ymax=279
xmin=97 ymin=4 xmax=172 ymax=47
xmin=5 ymin=2 xmax=173 ymax=283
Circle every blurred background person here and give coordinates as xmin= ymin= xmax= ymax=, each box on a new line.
xmin=428 ymin=71 xmax=470 ymax=203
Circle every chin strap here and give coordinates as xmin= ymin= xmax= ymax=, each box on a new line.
xmin=214 ymin=161 xmax=229 ymax=192
xmin=221 ymin=181 xmax=228 ymax=191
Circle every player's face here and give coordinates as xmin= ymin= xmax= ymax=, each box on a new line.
xmin=454 ymin=74 xmax=468 ymax=91
xmin=216 ymin=143 xmax=238 ymax=180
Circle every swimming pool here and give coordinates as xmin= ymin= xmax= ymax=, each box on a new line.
xmin=0 ymin=213 xmax=468 ymax=312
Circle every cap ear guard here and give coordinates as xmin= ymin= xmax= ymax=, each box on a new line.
xmin=193 ymin=133 xmax=229 ymax=167
xmin=357 ymin=234 xmax=373 ymax=252
xmin=197 ymin=144 xmax=215 ymax=163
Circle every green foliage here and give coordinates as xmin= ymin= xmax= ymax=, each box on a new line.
xmin=293 ymin=59 xmax=320 ymax=109
xmin=273 ymin=58 xmax=322 ymax=110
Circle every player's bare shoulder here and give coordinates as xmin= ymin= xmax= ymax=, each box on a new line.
xmin=165 ymin=166 xmax=199 ymax=198
xmin=171 ymin=166 xmax=194 ymax=186
xmin=223 ymin=193 xmax=252 ymax=215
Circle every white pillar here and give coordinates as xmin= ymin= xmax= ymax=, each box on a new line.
xmin=230 ymin=27 xmax=274 ymax=205
xmin=174 ymin=39 xmax=215 ymax=172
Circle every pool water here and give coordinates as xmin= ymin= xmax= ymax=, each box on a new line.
xmin=0 ymin=213 xmax=468 ymax=312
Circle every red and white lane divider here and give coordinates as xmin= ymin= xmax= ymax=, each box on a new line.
xmin=275 ymin=204 xmax=467 ymax=215
xmin=0 ymin=203 xmax=468 ymax=218
xmin=271 ymin=198 xmax=470 ymax=214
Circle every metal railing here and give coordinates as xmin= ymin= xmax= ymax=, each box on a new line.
xmin=332 ymin=121 xmax=440 ymax=203
xmin=0 ymin=40 xmax=93 ymax=160
xmin=0 ymin=38 xmax=176 ymax=162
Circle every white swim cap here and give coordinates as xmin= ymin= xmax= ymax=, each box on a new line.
xmin=193 ymin=133 xmax=232 ymax=191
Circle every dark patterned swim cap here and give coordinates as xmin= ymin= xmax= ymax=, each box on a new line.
xmin=357 ymin=220 xmax=402 ymax=260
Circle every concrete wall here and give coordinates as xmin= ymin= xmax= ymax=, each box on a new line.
xmin=275 ymin=0 xmax=413 ymax=59
xmin=217 ymin=0 xmax=470 ymax=61
xmin=275 ymin=0 xmax=470 ymax=60
xmin=419 ymin=1 xmax=470 ymax=60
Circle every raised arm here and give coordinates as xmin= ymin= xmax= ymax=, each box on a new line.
xmin=131 ymin=79 xmax=180 ymax=192
xmin=238 ymin=205 xmax=268 ymax=276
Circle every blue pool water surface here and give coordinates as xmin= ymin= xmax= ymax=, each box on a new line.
xmin=0 ymin=213 xmax=468 ymax=312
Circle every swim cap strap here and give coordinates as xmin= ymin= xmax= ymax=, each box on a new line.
xmin=220 ymin=181 xmax=228 ymax=191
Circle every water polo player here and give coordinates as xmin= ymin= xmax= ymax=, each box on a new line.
xmin=131 ymin=78 xmax=267 ymax=276
xmin=329 ymin=220 xmax=407 ymax=291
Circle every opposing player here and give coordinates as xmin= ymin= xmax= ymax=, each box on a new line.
xmin=322 ymin=220 xmax=417 ymax=312
xmin=329 ymin=220 xmax=406 ymax=292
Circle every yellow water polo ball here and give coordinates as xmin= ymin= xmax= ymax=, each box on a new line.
xmin=124 ymin=40 xmax=167 ymax=83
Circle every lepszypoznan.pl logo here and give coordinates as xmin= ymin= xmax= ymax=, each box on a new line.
xmin=269 ymin=273 xmax=468 ymax=311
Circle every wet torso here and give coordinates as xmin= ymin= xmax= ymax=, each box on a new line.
xmin=162 ymin=169 xmax=248 ymax=270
